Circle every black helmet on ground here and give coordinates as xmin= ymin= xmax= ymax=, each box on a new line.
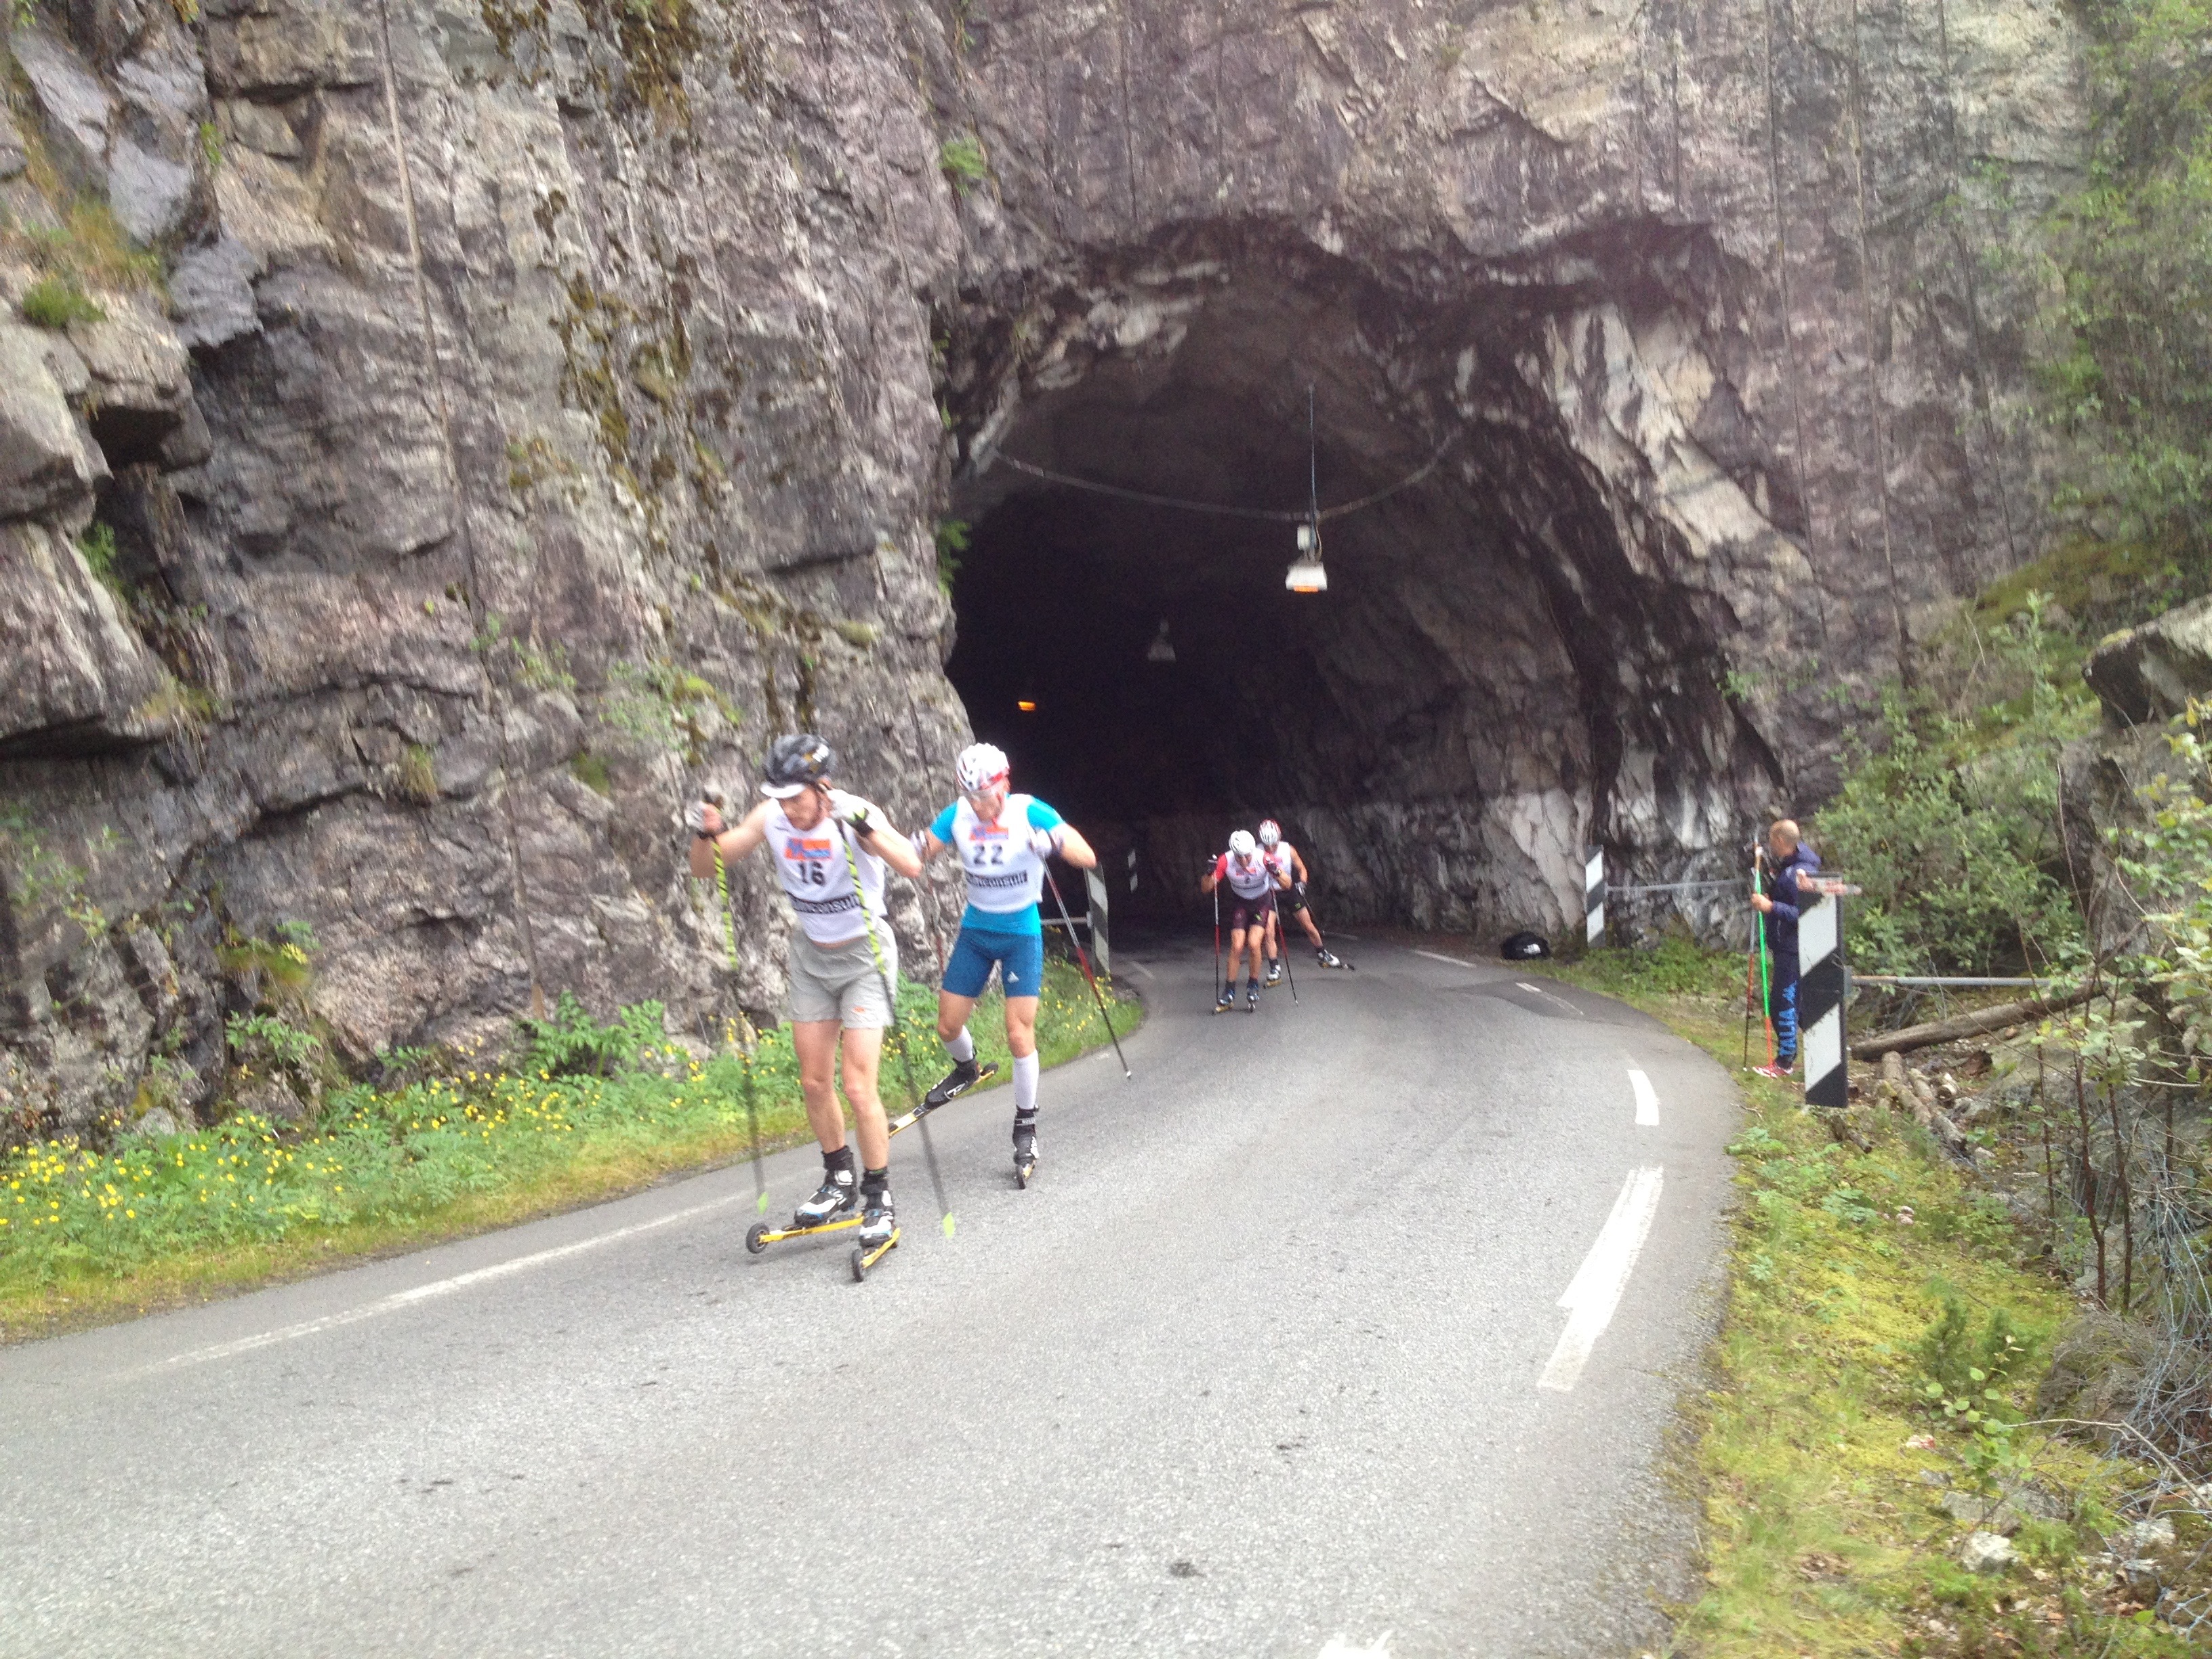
xmin=761 ymin=733 xmax=835 ymax=798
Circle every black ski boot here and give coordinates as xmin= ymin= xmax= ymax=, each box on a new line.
xmin=1246 ymin=980 xmax=1261 ymax=1012
xmin=1012 ymin=1115 xmax=1038 ymax=1187
xmin=1214 ymin=984 xmax=1236 ymax=1015
xmin=795 ymin=1151 xmax=858 ymax=1227
xmin=857 ymin=1174 xmax=896 ymax=1246
xmin=1264 ymin=958 xmax=1284 ymax=988
xmin=924 ymin=1057 xmax=981 ymax=1109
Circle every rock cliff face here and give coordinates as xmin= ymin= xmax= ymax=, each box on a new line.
xmin=0 ymin=0 xmax=2086 ymax=1135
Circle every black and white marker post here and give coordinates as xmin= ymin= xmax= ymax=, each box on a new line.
xmin=1797 ymin=883 xmax=1851 ymax=1110
xmin=1584 ymin=846 xmax=1606 ymax=948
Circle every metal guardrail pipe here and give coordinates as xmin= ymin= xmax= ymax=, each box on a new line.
xmin=1605 ymin=879 xmax=1743 ymax=895
xmin=1849 ymin=975 xmax=2056 ymax=989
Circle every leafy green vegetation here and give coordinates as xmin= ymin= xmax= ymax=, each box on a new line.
xmin=2035 ymin=0 xmax=2212 ymax=615
xmin=1815 ymin=594 xmax=2095 ymax=979
xmin=938 ymin=134 xmax=988 ymax=193
xmin=0 ymin=959 xmax=1138 ymax=1334
xmin=20 ymin=274 xmax=103 ymax=330
xmin=73 ymin=521 xmax=125 ymax=604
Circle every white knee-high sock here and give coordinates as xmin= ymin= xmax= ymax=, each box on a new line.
xmin=945 ymin=1027 xmax=975 ymax=1063
xmin=1013 ymin=1052 xmax=1040 ymax=1118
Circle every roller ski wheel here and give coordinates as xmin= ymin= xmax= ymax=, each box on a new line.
xmin=1012 ymin=1122 xmax=1038 ymax=1189
xmin=851 ymin=1227 xmax=900 ymax=1282
xmin=744 ymin=1219 xmax=771 ymax=1256
xmin=1246 ymin=985 xmax=1261 ymax=1013
xmin=1214 ymin=988 xmax=1235 ymax=1015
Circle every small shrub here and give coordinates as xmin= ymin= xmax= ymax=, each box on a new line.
xmin=938 ymin=135 xmax=987 ymax=193
xmin=398 ymin=744 xmax=439 ymax=802
xmin=75 ymin=523 xmax=126 ymax=602
xmin=515 ymin=993 xmax=669 ymax=1078
xmin=22 ymin=276 xmax=104 ymax=330
xmin=935 ymin=518 xmax=969 ymax=595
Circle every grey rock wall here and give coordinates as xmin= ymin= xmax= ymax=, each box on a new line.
xmin=0 ymin=0 xmax=2087 ymax=1138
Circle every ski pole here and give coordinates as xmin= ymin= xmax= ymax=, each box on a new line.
xmin=704 ymin=802 xmax=769 ymax=1216
xmin=1042 ymin=864 xmax=1130 ymax=1079
xmin=835 ymin=809 xmax=954 ymax=1237
xmin=1274 ymin=891 xmax=1299 ymax=1004
xmin=1741 ymin=844 xmax=1759 ymax=1069
xmin=1212 ymin=876 xmax=1222 ymax=997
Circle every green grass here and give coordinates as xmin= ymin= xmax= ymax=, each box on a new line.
xmin=1521 ymin=943 xmax=2200 ymax=1656
xmin=20 ymin=274 xmax=104 ymax=329
xmin=0 ymin=959 xmax=1139 ymax=1340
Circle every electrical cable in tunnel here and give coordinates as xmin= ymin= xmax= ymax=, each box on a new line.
xmin=983 ymin=426 xmax=1462 ymax=525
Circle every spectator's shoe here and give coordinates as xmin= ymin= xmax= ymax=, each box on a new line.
xmin=1750 ymin=1062 xmax=1795 ymax=1080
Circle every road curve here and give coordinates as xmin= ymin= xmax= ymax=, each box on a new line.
xmin=0 ymin=938 xmax=1740 ymax=1658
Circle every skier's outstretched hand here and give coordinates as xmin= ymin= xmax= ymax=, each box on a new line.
xmin=687 ymin=800 xmax=726 ymax=837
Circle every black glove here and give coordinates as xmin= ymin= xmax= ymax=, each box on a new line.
xmin=1294 ymin=879 xmax=1308 ymax=897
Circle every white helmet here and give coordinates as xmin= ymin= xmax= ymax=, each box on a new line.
xmin=956 ymin=741 xmax=1010 ymax=795
xmin=1256 ymin=819 xmax=1282 ymax=848
xmin=1228 ymin=829 xmax=1257 ymax=858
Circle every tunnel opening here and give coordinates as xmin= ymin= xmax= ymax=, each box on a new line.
xmin=940 ymin=232 xmax=1799 ymax=941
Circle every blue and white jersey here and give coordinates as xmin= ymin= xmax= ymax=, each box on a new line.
xmin=927 ymin=794 xmax=1066 ymax=938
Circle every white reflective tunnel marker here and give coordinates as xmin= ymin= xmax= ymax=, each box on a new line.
xmin=1539 ymin=1166 xmax=1665 ymax=1392
xmin=1629 ymin=1068 xmax=1659 ymax=1127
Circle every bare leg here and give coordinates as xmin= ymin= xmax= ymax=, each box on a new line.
xmin=839 ymin=1025 xmax=890 ymax=1168
xmin=937 ymin=989 xmax=980 ymax=1045
xmin=1003 ymin=994 xmax=1040 ymax=1059
xmin=1298 ymin=907 xmax=1326 ymax=949
xmin=790 ymin=1019 xmax=847 ymax=1152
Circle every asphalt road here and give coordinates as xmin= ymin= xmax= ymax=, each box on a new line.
xmin=1 ymin=937 xmax=1740 ymax=1658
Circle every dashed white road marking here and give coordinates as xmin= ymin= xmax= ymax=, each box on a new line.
xmin=130 ymin=1193 xmax=744 ymax=1378
xmin=1516 ymin=981 xmax=1584 ymax=1018
xmin=1413 ymin=949 xmax=1477 ymax=968
xmin=1629 ymin=1068 xmax=1660 ymax=1127
xmin=1121 ymin=959 xmax=1158 ymax=980
xmin=1539 ymin=1166 xmax=1665 ymax=1393
xmin=1319 ymin=1633 xmax=1392 ymax=1658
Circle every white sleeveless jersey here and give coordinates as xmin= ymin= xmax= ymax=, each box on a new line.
xmin=1268 ymin=842 xmax=1300 ymax=880
xmin=945 ymin=794 xmax=1050 ymax=915
xmin=1221 ymin=850 xmax=1275 ymax=900
xmin=766 ymin=794 xmax=886 ymax=945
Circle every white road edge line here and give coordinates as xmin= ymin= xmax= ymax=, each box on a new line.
xmin=1122 ymin=960 xmax=1158 ymax=980
xmin=1629 ymin=1067 xmax=1660 ymax=1127
xmin=1538 ymin=1166 xmax=1664 ymax=1393
xmin=129 ymin=1193 xmax=744 ymax=1378
xmin=1413 ymin=949 xmax=1476 ymax=968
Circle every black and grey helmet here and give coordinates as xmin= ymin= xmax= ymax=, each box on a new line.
xmin=761 ymin=733 xmax=835 ymax=798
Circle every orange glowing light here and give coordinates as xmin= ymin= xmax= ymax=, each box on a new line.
xmin=1017 ymin=700 xmax=1038 ymax=712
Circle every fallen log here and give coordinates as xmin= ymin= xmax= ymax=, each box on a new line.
xmin=1849 ymin=984 xmax=2097 ymax=1060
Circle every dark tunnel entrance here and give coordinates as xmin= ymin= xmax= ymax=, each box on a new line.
xmin=938 ymin=242 xmax=1799 ymax=941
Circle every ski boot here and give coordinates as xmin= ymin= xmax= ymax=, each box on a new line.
xmin=1316 ymin=947 xmax=1345 ymax=969
xmin=1012 ymin=1116 xmax=1038 ymax=1188
xmin=1246 ymin=981 xmax=1261 ymax=1012
xmin=1214 ymin=985 xmax=1236 ymax=1015
xmin=1264 ymin=958 xmax=1284 ymax=987
xmin=857 ymin=1182 xmax=896 ymax=1246
xmin=925 ymin=1057 xmax=981 ymax=1109
xmin=794 ymin=1166 xmax=858 ymax=1228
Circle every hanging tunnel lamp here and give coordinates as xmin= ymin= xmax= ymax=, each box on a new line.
xmin=1147 ymin=619 xmax=1177 ymax=663
xmin=1286 ymin=518 xmax=1328 ymax=594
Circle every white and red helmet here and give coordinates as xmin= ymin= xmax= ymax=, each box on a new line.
xmin=1227 ymin=829 xmax=1258 ymax=859
xmin=956 ymin=741 xmax=1010 ymax=796
xmin=1256 ymin=819 xmax=1282 ymax=848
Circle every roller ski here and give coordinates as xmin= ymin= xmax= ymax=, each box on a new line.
xmin=886 ymin=1061 xmax=998 ymax=1140
xmin=1316 ymin=947 xmax=1351 ymax=970
xmin=1246 ymin=981 xmax=1261 ymax=1013
xmin=1265 ymin=960 xmax=1284 ymax=988
xmin=850 ymin=1186 xmax=899 ymax=1280
xmin=922 ymin=1057 xmax=999 ymax=1111
xmin=746 ymin=1172 xmax=862 ymax=1254
xmin=1012 ymin=1118 xmax=1038 ymax=1189
xmin=1214 ymin=985 xmax=1237 ymax=1015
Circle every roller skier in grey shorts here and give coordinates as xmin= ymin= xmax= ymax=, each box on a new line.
xmin=688 ymin=734 xmax=922 ymax=1250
